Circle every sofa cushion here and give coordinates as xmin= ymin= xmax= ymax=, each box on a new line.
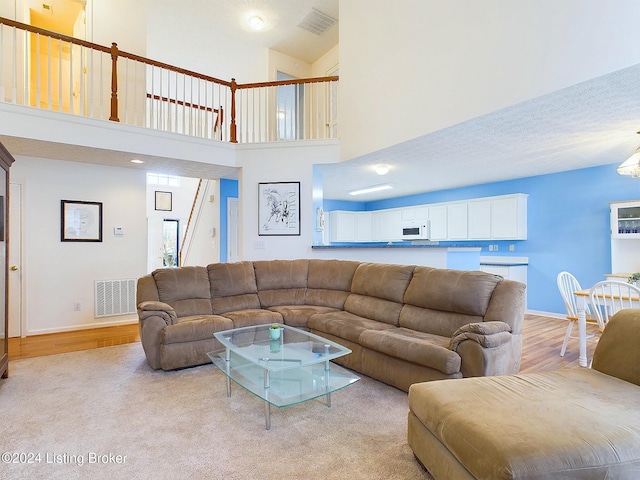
xmin=399 ymin=304 xmax=484 ymax=338
xmin=400 ymin=267 xmax=502 ymax=336
xmin=221 ymin=309 xmax=282 ymax=329
xmin=350 ymin=262 xmax=415 ymax=303
xmin=360 ymin=328 xmax=461 ymax=375
xmin=305 ymin=259 xmax=359 ymax=309
xmin=153 ymin=266 xmax=212 ymax=317
xmin=305 ymin=289 xmax=351 ymax=309
xmin=309 ymin=310 xmax=395 ymax=343
xmin=254 ymin=259 xmax=309 ymax=307
xmin=268 ymin=305 xmax=339 ymax=328
xmin=162 ymin=315 xmax=233 ymax=344
xmin=409 ymin=369 xmax=640 ymax=479
xmin=344 ymin=294 xmax=405 ymax=326
xmin=403 ymin=267 xmax=501 ymax=316
xmin=208 ymin=262 xmax=261 ymax=314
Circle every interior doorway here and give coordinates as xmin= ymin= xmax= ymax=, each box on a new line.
xmin=27 ymin=0 xmax=86 ymax=112
xmin=8 ymin=182 xmax=23 ymax=337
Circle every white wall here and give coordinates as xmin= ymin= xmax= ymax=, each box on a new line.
xmin=268 ymin=50 xmax=312 ymax=80
xmin=312 ymin=44 xmax=339 ymax=77
xmin=339 ymin=0 xmax=640 ymax=161
xmin=237 ymin=140 xmax=340 ymax=261
xmin=12 ymin=156 xmax=147 ymax=334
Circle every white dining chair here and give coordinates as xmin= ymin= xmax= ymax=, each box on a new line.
xmin=589 ymin=281 xmax=640 ymax=332
xmin=556 ymin=271 xmax=599 ymax=356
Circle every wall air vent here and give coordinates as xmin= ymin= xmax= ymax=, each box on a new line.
xmin=95 ymin=279 xmax=137 ymax=318
xmin=297 ymin=8 xmax=337 ymax=36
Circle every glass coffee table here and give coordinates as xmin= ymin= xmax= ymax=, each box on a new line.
xmin=207 ymin=323 xmax=359 ymax=430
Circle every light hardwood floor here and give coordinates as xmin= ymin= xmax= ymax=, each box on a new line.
xmin=7 ymin=314 xmax=599 ymax=373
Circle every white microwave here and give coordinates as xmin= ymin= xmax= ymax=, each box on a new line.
xmin=401 ymin=221 xmax=430 ymax=240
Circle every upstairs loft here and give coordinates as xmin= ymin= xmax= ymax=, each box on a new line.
xmin=0 ymin=17 xmax=339 ymax=150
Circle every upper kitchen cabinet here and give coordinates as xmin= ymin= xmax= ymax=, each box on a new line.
xmin=610 ymin=200 xmax=640 ymax=239
xmin=490 ymin=194 xmax=528 ymax=240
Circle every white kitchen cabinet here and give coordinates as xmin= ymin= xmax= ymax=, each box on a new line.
xmin=610 ymin=200 xmax=640 ymax=239
xmin=610 ymin=200 xmax=640 ymax=273
xmin=447 ymin=203 xmax=468 ymax=239
xmin=428 ymin=205 xmax=448 ymax=240
xmin=490 ymin=194 xmax=527 ymax=240
xmin=355 ymin=211 xmax=372 ymax=241
xmin=372 ymin=208 xmax=402 ymax=241
xmin=329 ymin=211 xmax=356 ymax=242
xmin=329 ymin=211 xmax=372 ymax=242
xmin=467 ymin=199 xmax=492 ymax=239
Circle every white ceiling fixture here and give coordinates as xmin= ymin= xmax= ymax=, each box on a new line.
xmin=349 ymin=184 xmax=392 ymax=196
xmin=617 ymin=134 xmax=640 ymax=178
xmin=375 ymin=165 xmax=390 ymax=175
xmin=297 ymin=8 xmax=336 ymax=35
xmin=248 ymin=15 xmax=266 ymax=31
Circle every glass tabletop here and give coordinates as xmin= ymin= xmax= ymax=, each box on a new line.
xmin=208 ymin=324 xmax=359 ymax=409
xmin=213 ymin=323 xmax=351 ymax=371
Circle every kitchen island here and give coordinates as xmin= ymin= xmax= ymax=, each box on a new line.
xmin=311 ymin=243 xmax=482 ymax=270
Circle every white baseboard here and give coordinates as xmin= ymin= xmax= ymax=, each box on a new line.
xmin=25 ymin=315 xmax=138 ymax=337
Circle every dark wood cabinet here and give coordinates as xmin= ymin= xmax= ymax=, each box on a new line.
xmin=0 ymin=143 xmax=15 ymax=379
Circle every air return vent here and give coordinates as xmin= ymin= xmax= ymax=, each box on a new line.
xmin=95 ymin=279 xmax=136 ymax=318
xmin=297 ymin=8 xmax=336 ymax=35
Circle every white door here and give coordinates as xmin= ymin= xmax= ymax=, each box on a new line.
xmin=8 ymin=182 xmax=23 ymax=337
xmin=227 ymin=198 xmax=239 ymax=262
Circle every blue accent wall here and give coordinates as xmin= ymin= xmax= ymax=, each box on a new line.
xmin=324 ymin=163 xmax=640 ymax=315
xmin=219 ymin=178 xmax=238 ymax=262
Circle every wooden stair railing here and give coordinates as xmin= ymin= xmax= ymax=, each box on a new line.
xmin=0 ymin=16 xmax=339 ymax=144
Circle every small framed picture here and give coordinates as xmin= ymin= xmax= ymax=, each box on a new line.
xmin=61 ymin=200 xmax=103 ymax=242
xmin=155 ymin=191 xmax=172 ymax=211
xmin=258 ymin=181 xmax=300 ymax=236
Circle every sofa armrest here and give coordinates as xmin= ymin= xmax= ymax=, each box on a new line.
xmin=449 ymin=321 xmax=512 ymax=351
xmin=137 ymin=301 xmax=177 ymax=326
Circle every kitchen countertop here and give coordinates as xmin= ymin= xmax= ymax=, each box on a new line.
xmin=312 ymin=243 xmax=482 ymax=250
xmin=479 ymin=255 xmax=529 ymax=266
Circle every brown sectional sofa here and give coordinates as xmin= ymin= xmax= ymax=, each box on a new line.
xmin=407 ymin=308 xmax=640 ymax=479
xmin=136 ymin=259 xmax=526 ymax=391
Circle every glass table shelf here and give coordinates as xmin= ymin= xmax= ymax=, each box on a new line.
xmin=207 ymin=323 xmax=360 ymax=430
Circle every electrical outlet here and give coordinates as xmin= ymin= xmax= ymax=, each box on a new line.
xmin=73 ymin=301 xmax=82 ymax=311
xmin=509 ymin=244 xmax=515 ymax=252
xmin=254 ymin=240 xmax=266 ymax=249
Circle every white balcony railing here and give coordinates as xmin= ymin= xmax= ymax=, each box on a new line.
xmin=0 ymin=17 xmax=338 ymax=144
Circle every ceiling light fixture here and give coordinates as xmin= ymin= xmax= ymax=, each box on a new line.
xmin=375 ymin=165 xmax=390 ymax=175
xmin=248 ymin=15 xmax=266 ymax=31
xmin=618 ymin=133 xmax=640 ymax=178
xmin=349 ymin=184 xmax=392 ymax=196
xmin=130 ymin=159 xmax=144 ymax=164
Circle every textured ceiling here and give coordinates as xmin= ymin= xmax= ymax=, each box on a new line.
xmin=319 ymin=64 xmax=640 ymax=201
xmin=3 ymin=2 xmax=639 ymax=202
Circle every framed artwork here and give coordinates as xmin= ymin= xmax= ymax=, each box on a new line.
xmin=258 ymin=181 xmax=300 ymax=236
xmin=155 ymin=191 xmax=172 ymax=211
xmin=61 ymin=200 xmax=103 ymax=242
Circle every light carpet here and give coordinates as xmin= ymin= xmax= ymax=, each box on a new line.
xmin=0 ymin=343 xmax=433 ymax=480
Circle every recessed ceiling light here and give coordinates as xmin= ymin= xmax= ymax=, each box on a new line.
xmin=130 ymin=159 xmax=144 ymax=164
xmin=375 ymin=165 xmax=390 ymax=175
xmin=248 ymin=15 xmax=266 ymax=31
xmin=349 ymin=184 xmax=392 ymax=196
